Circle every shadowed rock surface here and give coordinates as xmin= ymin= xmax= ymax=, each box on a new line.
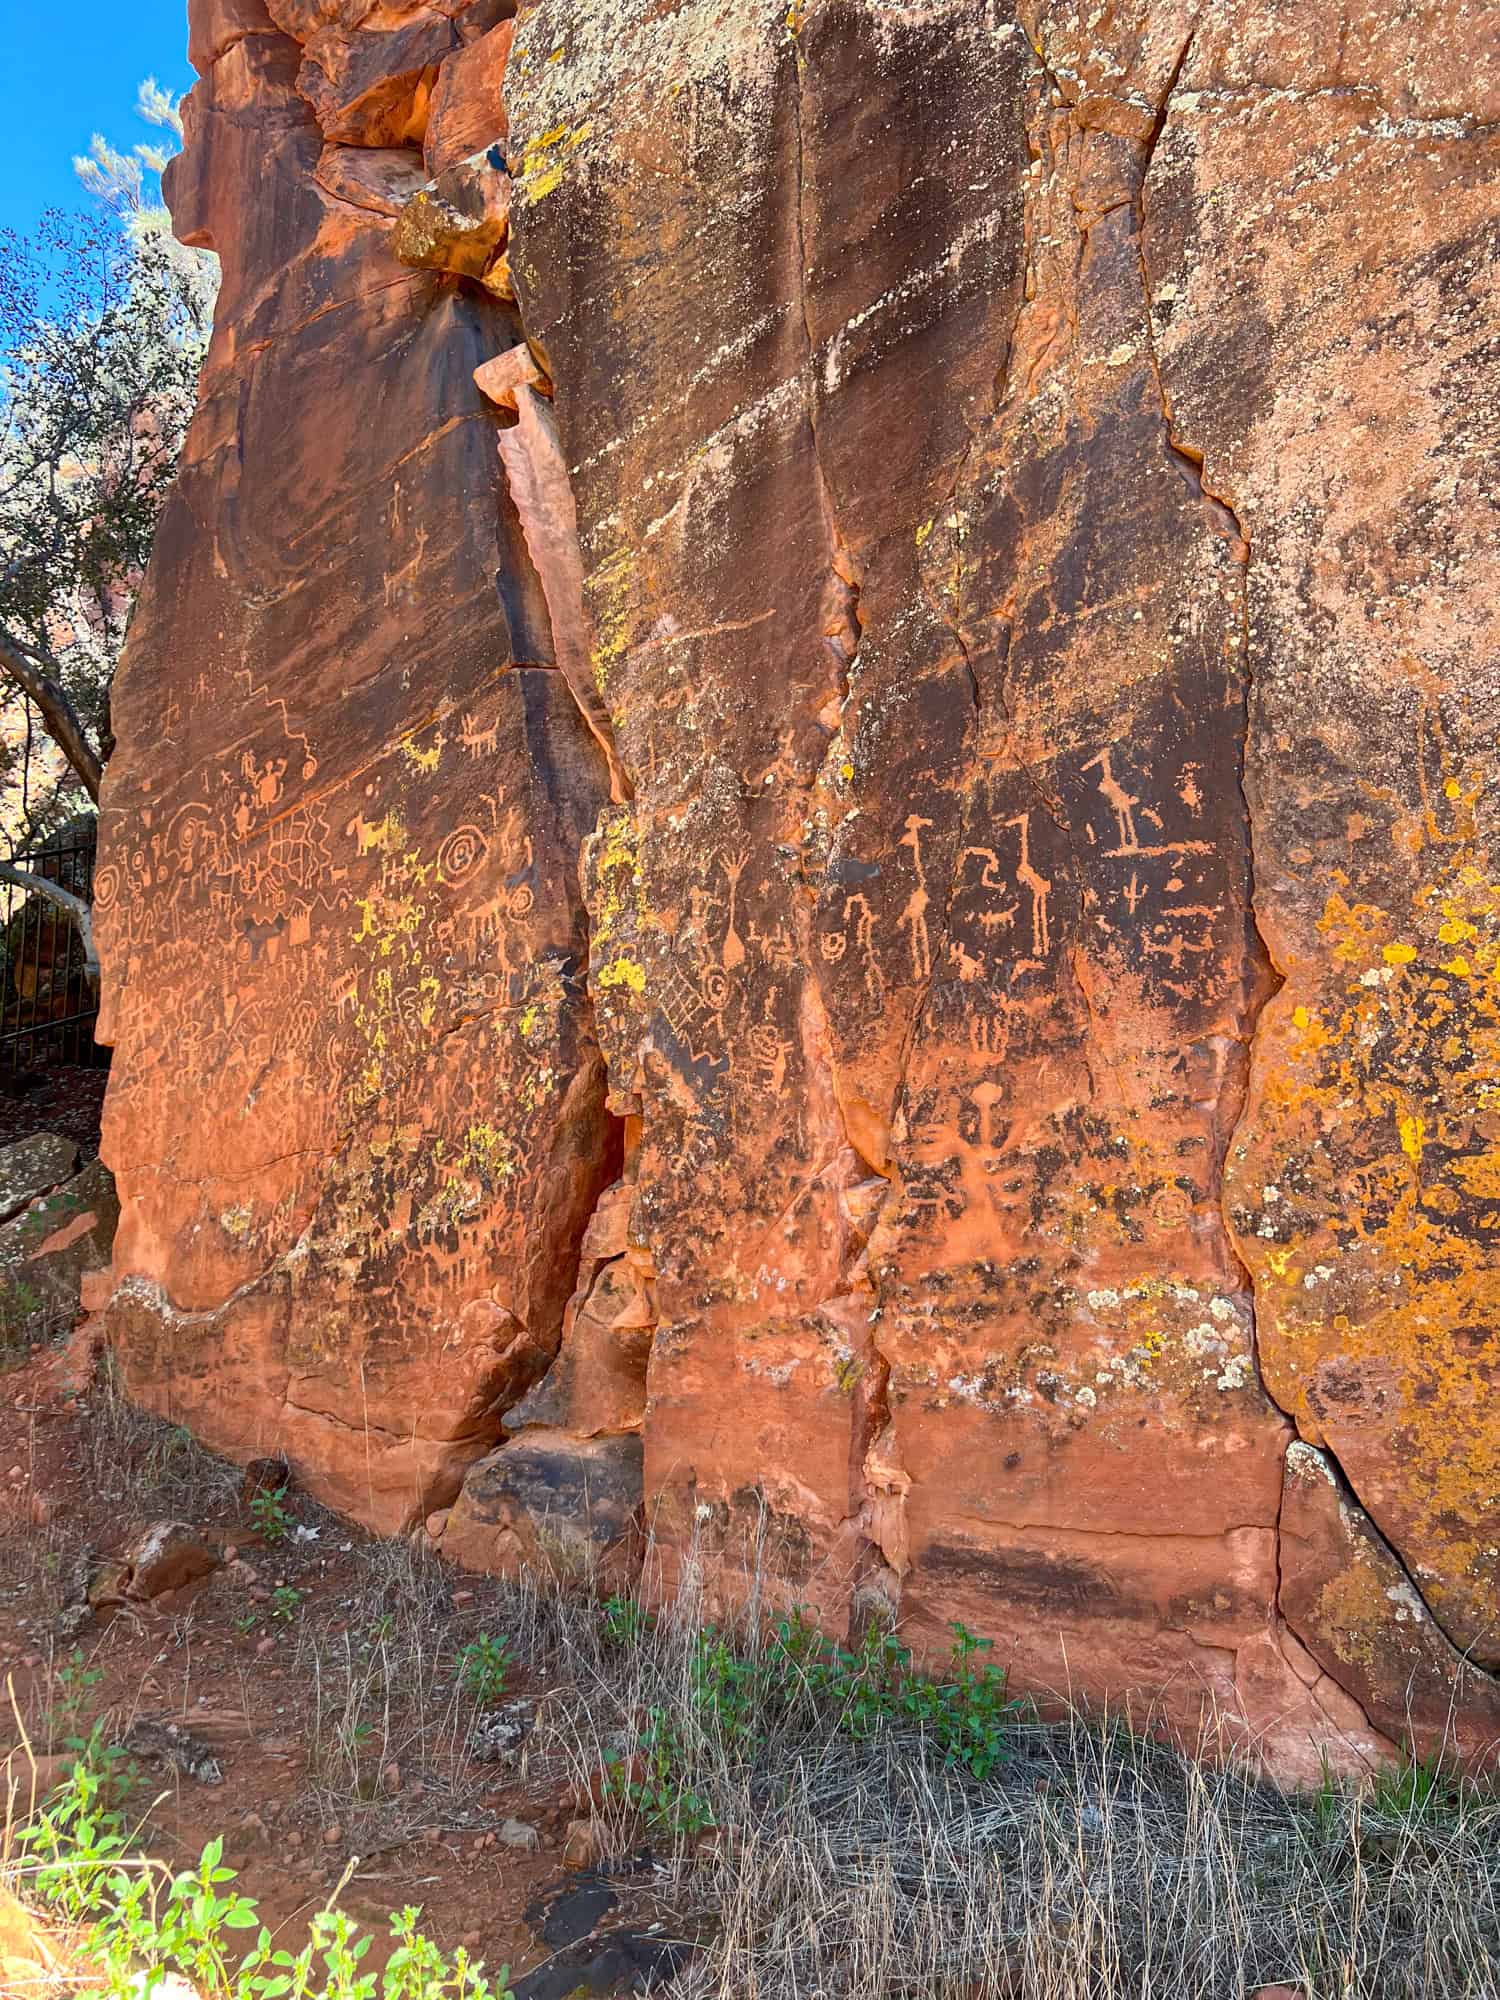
xmin=92 ymin=0 xmax=1500 ymax=1779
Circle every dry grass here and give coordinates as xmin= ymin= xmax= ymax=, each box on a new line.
xmin=477 ymin=1539 xmax=1500 ymax=2000
xmin=683 ymin=1724 xmax=1500 ymax=1999
xmin=80 ymin=1360 xmax=242 ymax=1522
xmin=2 ymin=1395 xmax=1498 ymax=1998
xmin=291 ymin=1533 xmax=493 ymax=1843
xmin=0 ymin=1300 xmax=77 ymax=1367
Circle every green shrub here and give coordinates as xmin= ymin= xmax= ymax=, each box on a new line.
xmin=600 ymin=1600 xmax=1026 ymax=1846
xmin=16 ymin=1754 xmax=514 ymax=1997
xmin=51 ymin=1647 xmax=106 ymax=1741
xmin=250 ymin=1488 xmax=291 ymax=1544
xmin=458 ymin=1633 xmax=512 ymax=1705
xmin=601 ymin=1594 xmax=653 ymax=1648
xmin=606 ymin=1707 xmax=716 ymax=1840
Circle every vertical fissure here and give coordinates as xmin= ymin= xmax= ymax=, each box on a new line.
xmin=1131 ymin=29 xmax=1463 ymax=1670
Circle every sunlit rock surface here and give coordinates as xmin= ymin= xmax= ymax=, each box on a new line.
xmin=94 ymin=0 xmax=1500 ymax=1776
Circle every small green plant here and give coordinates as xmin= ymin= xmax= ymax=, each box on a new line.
xmin=19 ymin=1756 xmax=515 ymax=1995
xmin=63 ymin=1721 xmax=139 ymax=1813
xmin=234 ymin=1611 xmax=260 ymax=1637
xmin=17 ymin=1731 xmax=139 ymax=1920
xmin=51 ymin=1646 xmax=105 ymax=1740
xmin=690 ymin=1627 xmax=762 ymax=1749
xmin=908 ymin=1622 xmax=1017 ymax=1779
xmin=768 ymin=1604 xmax=834 ymax=1694
xmin=103 ymin=1850 xmax=514 ymax=1997
xmin=601 ymin=1594 xmax=653 ymax=1648
xmin=101 ymin=1835 xmax=265 ymax=1992
xmin=250 ymin=1486 xmax=292 ymax=1544
xmin=606 ymin=1707 xmax=716 ymax=1840
xmin=1307 ymin=1750 xmax=1345 ymax=1840
xmin=1370 ymin=1744 xmax=1460 ymax=1824
xmin=270 ymin=1585 xmax=302 ymax=1624
xmin=459 ymin=1633 xmax=512 ymax=1704
xmin=384 ymin=1905 xmax=512 ymax=1999
xmin=340 ymin=1717 xmax=377 ymax=1764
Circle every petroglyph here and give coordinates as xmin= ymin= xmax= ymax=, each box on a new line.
xmin=88 ymin=0 xmax=1500 ymax=1774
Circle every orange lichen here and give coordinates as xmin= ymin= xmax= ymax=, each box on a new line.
xmin=1314 ymin=1557 xmax=1390 ymax=1675
xmin=1232 ymin=816 xmax=1500 ymax=1649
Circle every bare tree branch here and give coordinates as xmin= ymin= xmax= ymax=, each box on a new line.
xmin=0 ymin=861 xmax=97 ymax=979
xmin=0 ymin=638 xmax=103 ymax=802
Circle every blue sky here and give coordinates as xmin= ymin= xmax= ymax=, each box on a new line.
xmin=7 ymin=1 xmax=195 ymax=239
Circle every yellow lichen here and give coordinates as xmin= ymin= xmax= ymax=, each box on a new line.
xmin=586 ymin=547 xmax=636 ymax=693
xmin=398 ymin=730 xmax=444 ymax=774
xmin=598 ymin=956 xmax=646 ymax=995
xmin=518 ymin=120 xmax=594 ymax=205
xmin=1232 ymin=822 xmax=1500 ymax=1642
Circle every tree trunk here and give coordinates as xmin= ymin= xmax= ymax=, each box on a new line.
xmin=0 ymin=863 xmax=98 ymax=980
xmin=0 ymin=642 xmax=103 ymax=803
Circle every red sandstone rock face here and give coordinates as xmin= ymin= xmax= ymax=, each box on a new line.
xmin=94 ymin=0 xmax=1500 ymax=1775
xmin=94 ymin=3 xmax=615 ymax=1530
xmin=425 ymin=19 xmax=514 ymax=176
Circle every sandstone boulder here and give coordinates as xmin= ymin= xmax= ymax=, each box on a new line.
xmin=269 ymin=3 xmax=459 ymax=145
xmin=0 ymin=1159 xmax=117 ymax=1346
xmin=487 ymin=0 xmax=1500 ymax=1766
xmin=86 ymin=1522 xmax=224 ymax=1625
xmin=474 ymin=339 xmax=550 ymax=412
xmin=296 ymin=32 xmax=451 ymax=148
xmin=441 ymin=1431 xmax=643 ymax=1581
xmin=313 ymin=141 xmax=429 ymax=217
xmin=0 ymin=1133 xmax=78 ymax=1227
xmin=1279 ymin=1443 xmax=1500 ymax=1771
xmin=424 ymin=18 xmax=512 ymax=176
xmin=118 ymin=1521 xmax=222 ymax=1605
xmin=96 ymin=8 xmax=615 ymax=1533
xmin=188 ymin=0 xmax=277 ymax=77
xmin=391 ymin=150 xmax=511 ymax=283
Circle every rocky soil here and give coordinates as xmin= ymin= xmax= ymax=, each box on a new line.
xmin=0 ymin=1346 xmax=692 ymax=1995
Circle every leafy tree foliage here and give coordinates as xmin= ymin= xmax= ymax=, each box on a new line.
xmin=0 ymin=83 xmax=216 ymax=845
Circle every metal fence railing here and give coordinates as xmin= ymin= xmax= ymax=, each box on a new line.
xmin=0 ymin=818 xmax=108 ymax=1076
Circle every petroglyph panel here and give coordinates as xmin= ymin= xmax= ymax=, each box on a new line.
xmin=94 ymin=17 xmax=613 ymax=1528
xmin=502 ymin=0 xmax=1499 ymax=1765
xmin=99 ymin=0 xmax=1500 ymax=1768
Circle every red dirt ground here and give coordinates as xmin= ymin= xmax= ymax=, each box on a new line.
xmin=0 ymin=1343 xmax=594 ymax=1988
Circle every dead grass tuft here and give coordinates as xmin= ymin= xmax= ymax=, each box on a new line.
xmin=80 ymin=1361 xmax=241 ymax=1521
xmin=499 ymin=1540 xmax=1500 ymax=2000
xmin=0 ymin=1395 xmax=1496 ymax=1998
